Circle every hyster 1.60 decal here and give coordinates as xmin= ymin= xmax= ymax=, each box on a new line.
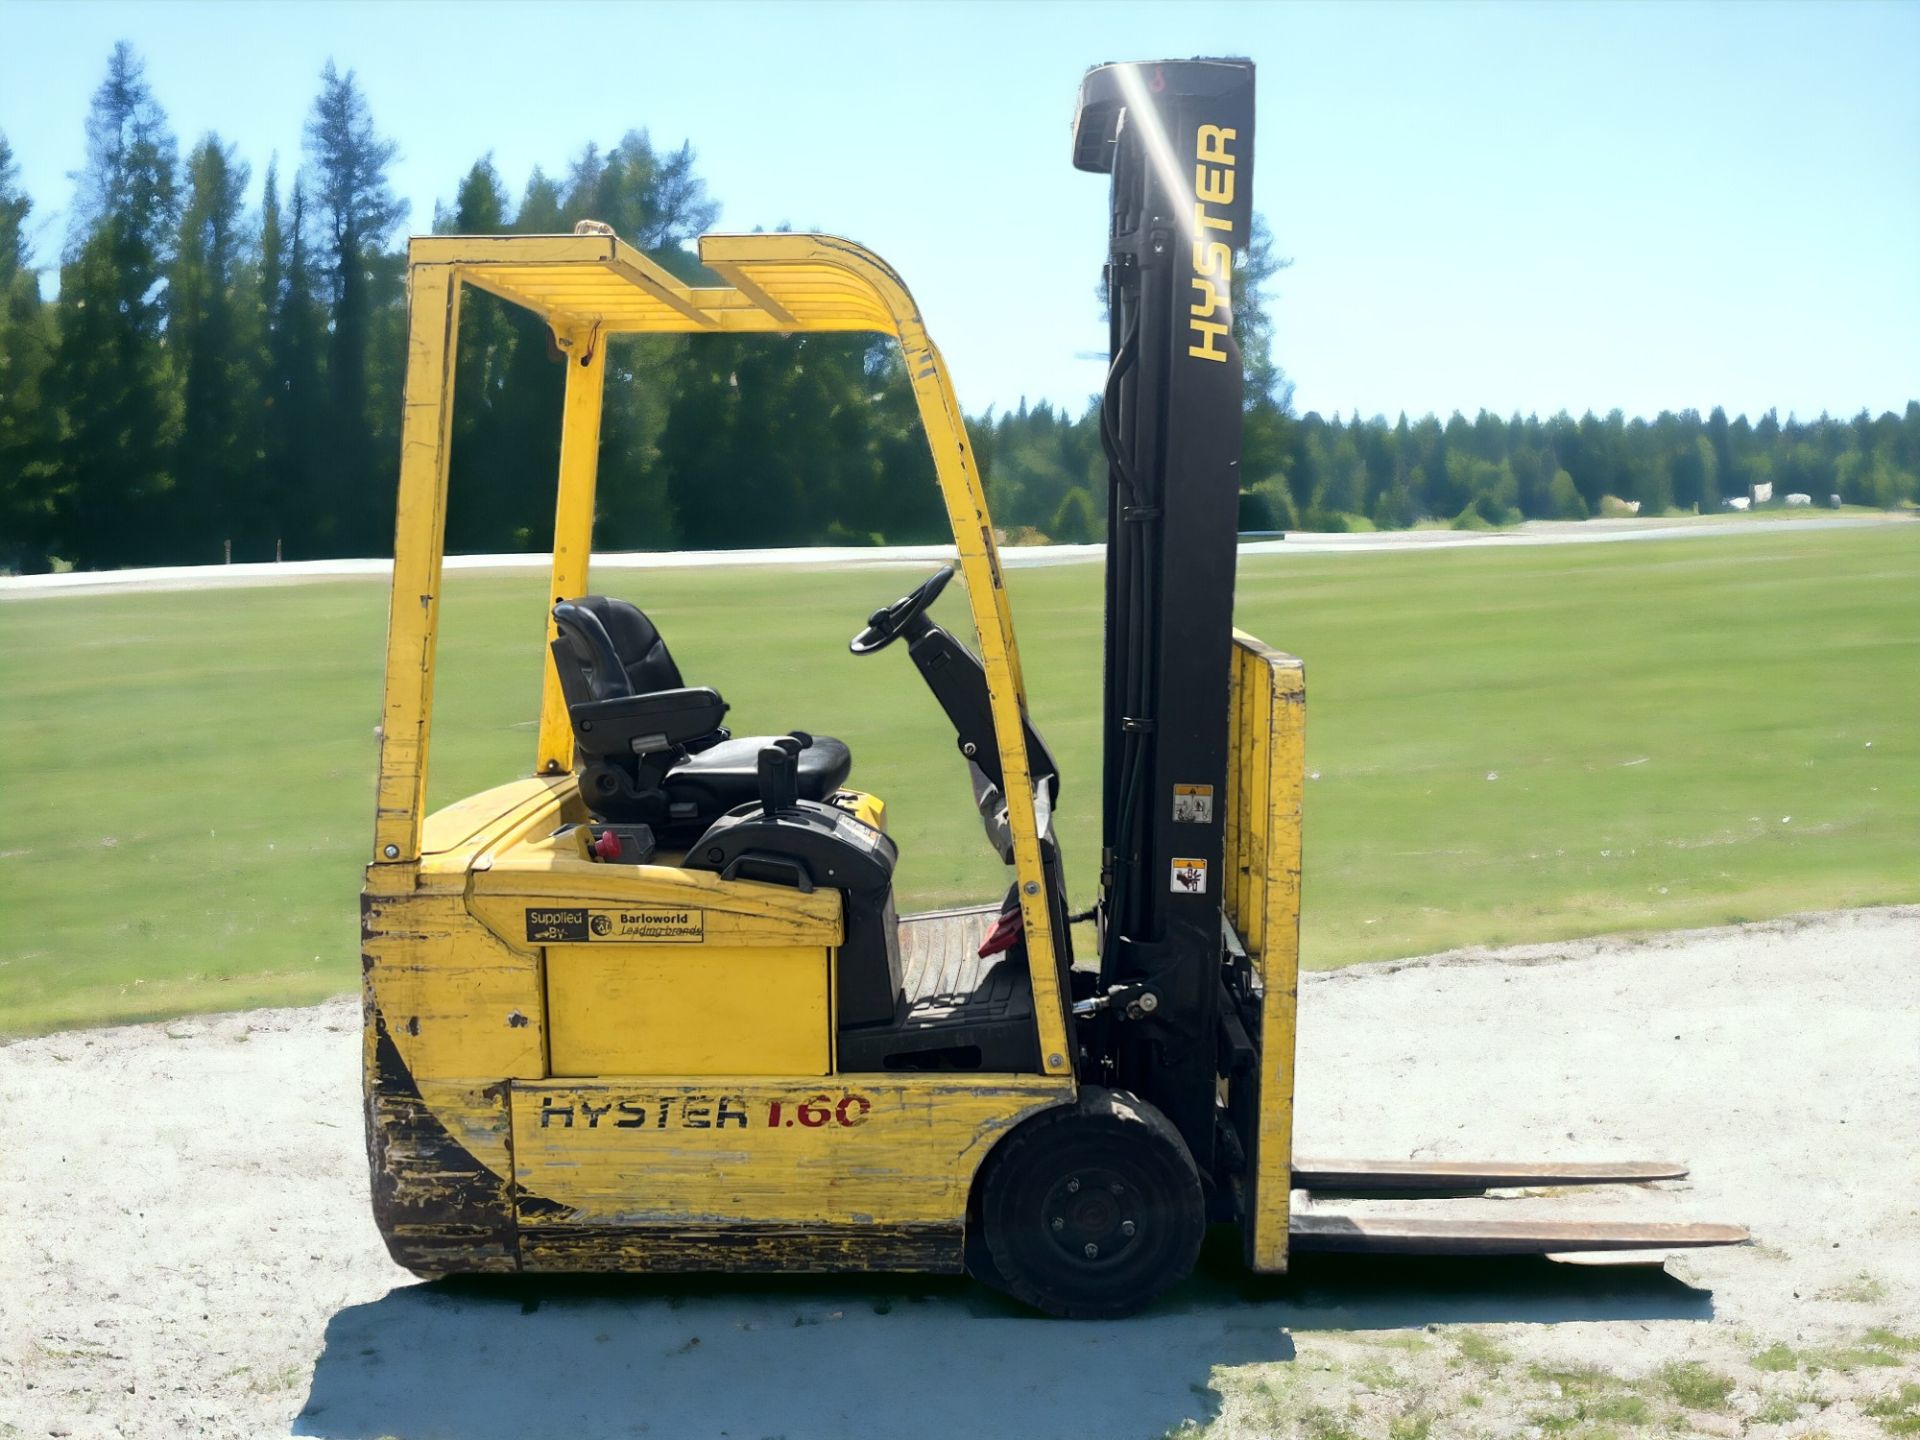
xmin=524 ymin=907 xmax=705 ymax=943
xmin=537 ymin=1092 xmax=874 ymax=1131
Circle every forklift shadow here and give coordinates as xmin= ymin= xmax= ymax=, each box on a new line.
xmin=293 ymin=1269 xmax=1287 ymax=1440
xmin=292 ymin=1249 xmax=1710 ymax=1440
xmin=1229 ymin=1248 xmax=1716 ymax=1331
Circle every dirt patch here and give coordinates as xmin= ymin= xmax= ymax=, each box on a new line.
xmin=1 ymin=907 xmax=1915 ymax=1439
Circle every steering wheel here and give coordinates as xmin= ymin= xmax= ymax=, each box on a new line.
xmin=850 ymin=566 xmax=954 ymax=655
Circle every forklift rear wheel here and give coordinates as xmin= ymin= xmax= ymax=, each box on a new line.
xmin=975 ymin=1087 xmax=1205 ymax=1318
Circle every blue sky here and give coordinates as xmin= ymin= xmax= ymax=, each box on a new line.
xmin=4 ymin=0 xmax=1916 ymax=421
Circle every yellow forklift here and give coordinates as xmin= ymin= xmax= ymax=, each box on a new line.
xmin=362 ymin=58 xmax=1744 ymax=1316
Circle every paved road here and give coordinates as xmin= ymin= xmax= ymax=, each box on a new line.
xmin=1 ymin=513 xmax=1907 ymax=599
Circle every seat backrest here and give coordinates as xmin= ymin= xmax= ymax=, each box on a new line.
xmin=551 ymin=601 xmax=631 ymax=710
xmin=551 ymin=595 xmax=685 ymax=709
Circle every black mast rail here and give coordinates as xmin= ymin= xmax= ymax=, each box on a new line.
xmin=1075 ymin=58 xmax=1256 ymax=1177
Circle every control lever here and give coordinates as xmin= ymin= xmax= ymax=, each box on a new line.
xmin=756 ymin=733 xmax=806 ymax=813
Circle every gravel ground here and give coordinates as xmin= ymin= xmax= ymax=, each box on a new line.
xmin=2 ymin=906 xmax=1915 ymax=1440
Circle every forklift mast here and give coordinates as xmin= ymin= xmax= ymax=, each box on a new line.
xmin=1077 ymin=60 xmax=1257 ymax=1171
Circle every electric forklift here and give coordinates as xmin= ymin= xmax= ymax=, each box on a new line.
xmin=361 ymin=58 xmax=1745 ymax=1316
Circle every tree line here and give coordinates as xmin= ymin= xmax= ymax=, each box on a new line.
xmin=1 ymin=45 xmax=1915 ymax=572
xmin=1208 ymin=402 xmax=1917 ymax=536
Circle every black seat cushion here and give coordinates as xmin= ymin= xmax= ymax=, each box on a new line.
xmin=666 ymin=735 xmax=853 ymax=824
xmin=571 ymin=595 xmax=685 ymax=697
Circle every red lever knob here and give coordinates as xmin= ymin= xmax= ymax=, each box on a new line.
xmin=977 ymin=904 xmax=1024 ymax=958
xmin=592 ymin=829 xmax=622 ymax=861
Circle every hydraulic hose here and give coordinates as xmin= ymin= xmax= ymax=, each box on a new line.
xmin=1101 ymin=296 xmax=1157 ymax=953
xmin=1100 ymin=320 xmax=1143 ymax=503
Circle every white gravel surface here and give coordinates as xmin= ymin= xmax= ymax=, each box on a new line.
xmin=2 ymin=906 xmax=1915 ymax=1439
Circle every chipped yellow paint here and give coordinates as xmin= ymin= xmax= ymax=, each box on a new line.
xmin=363 ymin=890 xmax=547 ymax=1082
xmin=511 ymin=1076 xmax=1073 ymax=1225
xmin=547 ymin=944 xmax=831 ymax=1077
xmin=1228 ymin=630 xmax=1305 ymax=1273
xmin=415 ymin=1079 xmax=515 ymax=1175
xmin=363 ymin=1071 xmax=520 ymax=1275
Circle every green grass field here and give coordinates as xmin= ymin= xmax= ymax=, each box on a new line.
xmin=2 ymin=524 xmax=1915 ymax=1036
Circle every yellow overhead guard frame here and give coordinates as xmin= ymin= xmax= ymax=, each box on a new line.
xmin=371 ymin=229 xmax=1073 ymax=1078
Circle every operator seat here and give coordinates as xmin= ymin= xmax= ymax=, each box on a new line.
xmin=550 ymin=595 xmax=852 ymax=842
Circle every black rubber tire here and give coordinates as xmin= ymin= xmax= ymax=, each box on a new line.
xmin=974 ymin=1087 xmax=1205 ymax=1318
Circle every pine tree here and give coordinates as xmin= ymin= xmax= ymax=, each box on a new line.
xmin=304 ymin=61 xmax=407 ymax=555
xmin=262 ymin=169 xmax=328 ymax=556
xmin=865 ymin=345 xmax=952 ymax=545
xmin=1231 ymin=214 xmax=1293 ymax=414
xmin=170 ymin=135 xmax=257 ymax=560
xmin=483 ymin=164 xmax=569 ymax=552
xmin=0 ymin=131 xmax=29 ymax=279
xmin=46 ymin=43 xmax=181 ymax=568
xmin=359 ymin=238 xmax=409 ymax=548
xmin=253 ymin=159 xmax=286 ymax=550
xmin=0 ymin=131 xmax=58 ymax=568
xmin=565 ymin=132 xmax=719 ymax=548
xmin=1547 ymin=468 xmax=1587 ymax=519
xmin=563 ymin=144 xmax=606 ymax=221
xmin=514 ymin=167 xmax=565 ymax=234
xmin=439 ymin=156 xmax=535 ymax=552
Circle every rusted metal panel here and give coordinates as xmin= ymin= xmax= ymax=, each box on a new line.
xmin=364 ymin=1008 xmax=520 ymax=1275
xmin=362 ymin=880 xmax=539 ymax=1273
xmin=518 ymin=1223 xmax=963 ymax=1274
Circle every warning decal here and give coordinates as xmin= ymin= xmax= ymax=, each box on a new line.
xmin=1170 ymin=858 xmax=1209 ymax=894
xmin=1172 ymin=783 xmax=1215 ymax=824
xmin=525 ymin=907 xmax=705 ymax=944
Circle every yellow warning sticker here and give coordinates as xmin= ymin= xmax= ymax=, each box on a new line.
xmin=1170 ymin=858 xmax=1209 ymax=894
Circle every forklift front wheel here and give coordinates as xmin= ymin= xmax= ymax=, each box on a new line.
xmin=974 ymin=1087 xmax=1205 ymax=1319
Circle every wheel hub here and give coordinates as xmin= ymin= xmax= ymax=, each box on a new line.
xmin=1043 ymin=1168 xmax=1140 ymax=1265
